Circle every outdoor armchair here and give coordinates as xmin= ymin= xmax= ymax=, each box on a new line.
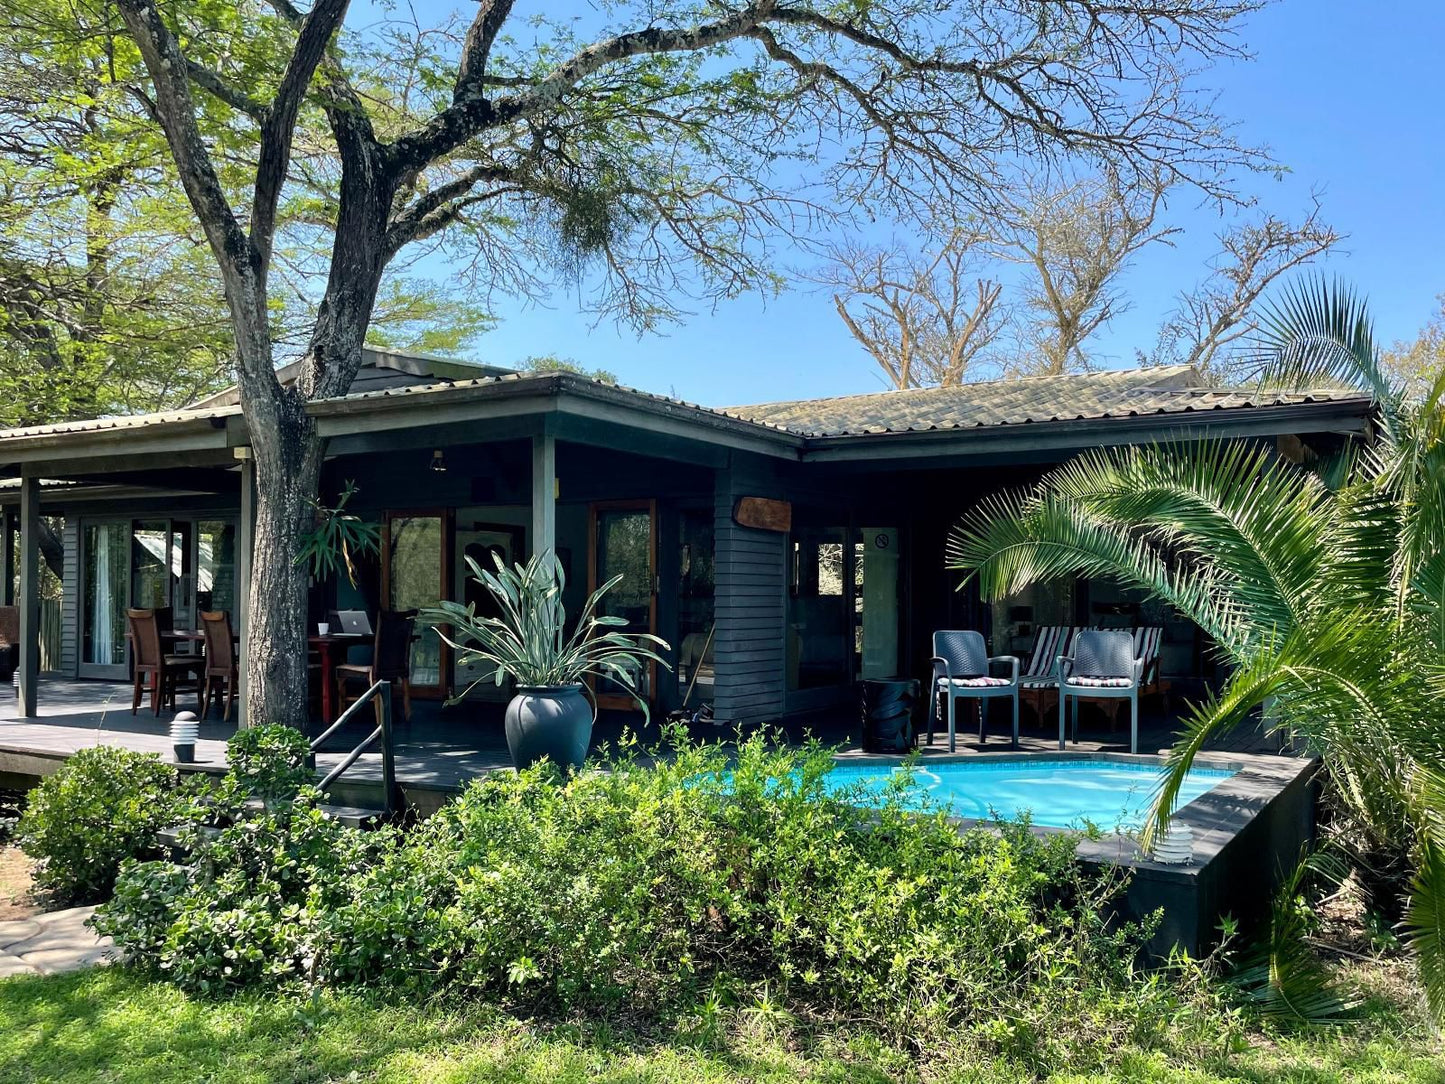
xmin=1057 ymin=629 xmax=1145 ymax=754
xmin=928 ymin=629 xmax=1020 ymax=752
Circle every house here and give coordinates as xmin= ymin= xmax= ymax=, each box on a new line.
xmin=0 ymin=352 xmax=1372 ymax=729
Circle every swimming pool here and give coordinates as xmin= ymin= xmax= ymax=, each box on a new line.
xmin=821 ymin=758 xmax=1237 ymax=830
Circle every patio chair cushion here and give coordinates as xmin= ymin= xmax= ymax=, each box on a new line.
xmin=1066 ymin=675 xmax=1133 ymax=688
xmin=1020 ymin=676 xmax=1059 ymax=688
xmin=938 ymin=676 xmax=1012 ymax=688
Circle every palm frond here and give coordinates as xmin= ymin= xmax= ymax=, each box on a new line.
xmin=1231 ymin=846 xmax=1359 ymax=1023
xmin=1249 ymin=275 xmax=1396 ymax=413
xmin=1404 ymin=826 xmax=1445 ymax=1025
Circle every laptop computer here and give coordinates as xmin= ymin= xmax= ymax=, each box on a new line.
xmin=334 ymin=610 xmax=373 ymax=637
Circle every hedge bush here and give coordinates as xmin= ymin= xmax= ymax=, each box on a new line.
xmin=97 ymin=730 xmax=1229 ymax=1066
xmin=16 ymin=746 xmax=191 ymax=904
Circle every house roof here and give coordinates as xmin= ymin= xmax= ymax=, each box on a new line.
xmin=0 ymin=364 xmax=1375 ymax=475
xmin=189 ymin=346 xmax=516 ymax=409
xmin=723 ymin=365 xmax=1370 ymax=437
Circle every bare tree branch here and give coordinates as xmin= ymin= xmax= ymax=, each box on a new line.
xmin=991 ymin=167 xmax=1178 ymax=374
xmin=251 ymin=0 xmax=351 ymax=266
xmin=113 ymin=0 xmax=254 ymax=288
xmin=455 ymin=0 xmax=516 ymax=100
xmin=813 ymin=228 xmax=1005 ymax=388
xmin=183 ymin=57 xmax=267 ymax=118
xmin=1150 ymin=196 xmax=1341 ymax=378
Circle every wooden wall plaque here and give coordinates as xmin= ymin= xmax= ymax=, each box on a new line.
xmin=733 ymin=497 xmax=792 ymax=533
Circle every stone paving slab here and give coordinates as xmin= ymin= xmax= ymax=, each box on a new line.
xmin=0 ymin=905 xmax=115 ymax=977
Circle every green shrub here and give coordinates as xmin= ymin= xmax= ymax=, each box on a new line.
xmin=16 ymin=747 xmax=189 ymax=904
xmin=224 ymin=724 xmax=313 ymax=804
xmin=320 ymin=734 xmax=1209 ymax=1061
xmin=97 ymin=730 xmax=1231 ymax=1067
xmin=96 ymin=791 xmax=381 ymax=994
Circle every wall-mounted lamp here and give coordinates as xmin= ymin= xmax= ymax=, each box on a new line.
xmin=430 ymin=449 xmax=447 ymax=473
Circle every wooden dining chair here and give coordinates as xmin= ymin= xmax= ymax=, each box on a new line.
xmin=199 ymin=610 xmax=239 ymax=722
xmin=335 ymin=609 xmax=416 ymax=725
xmin=127 ymin=608 xmax=202 ymax=716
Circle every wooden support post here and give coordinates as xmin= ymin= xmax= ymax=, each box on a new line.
xmin=236 ymin=451 xmax=255 ymax=727
xmin=531 ymin=431 xmax=557 ymax=558
xmin=18 ymin=476 xmax=40 ymax=717
xmin=1 ymin=508 xmax=13 ymax=607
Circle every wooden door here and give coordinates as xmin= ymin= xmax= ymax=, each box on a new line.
xmin=382 ymin=508 xmax=453 ymax=699
xmin=588 ymin=500 xmax=658 ymax=711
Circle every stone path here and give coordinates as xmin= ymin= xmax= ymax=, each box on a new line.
xmin=0 ymin=906 xmax=115 ymax=978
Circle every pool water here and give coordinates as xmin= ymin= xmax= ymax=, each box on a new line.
xmin=820 ymin=758 xmax=1236 ymax=830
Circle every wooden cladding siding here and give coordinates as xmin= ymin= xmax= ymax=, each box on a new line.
xmin=56 ymin=518 xmax=78 ymax=677
xmin=712 ymin=460 xmax=788 ymax=725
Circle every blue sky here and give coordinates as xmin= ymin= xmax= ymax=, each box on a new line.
xmin=413 ymin=1 xmax=1445 ymax=407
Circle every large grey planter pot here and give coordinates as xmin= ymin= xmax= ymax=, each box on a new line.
xmin=504 ymin=684 xmax=594 ymax=771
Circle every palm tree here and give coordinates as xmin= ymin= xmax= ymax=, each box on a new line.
xmin=946 ymin=278 xmax=1445 ymax=1020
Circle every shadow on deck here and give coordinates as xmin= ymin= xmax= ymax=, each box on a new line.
xmin=0 ymin=677 xmax=1288 ymax=802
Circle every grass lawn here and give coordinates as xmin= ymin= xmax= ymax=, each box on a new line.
xmin=1 ymin=966 xmax=1441 ymax=1084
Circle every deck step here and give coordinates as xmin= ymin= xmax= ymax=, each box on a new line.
xmin=316 ymin=803 xmax=386 ymax=828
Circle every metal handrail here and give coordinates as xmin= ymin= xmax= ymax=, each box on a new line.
xmin=309 ymin=679 xmax=398 ymax=816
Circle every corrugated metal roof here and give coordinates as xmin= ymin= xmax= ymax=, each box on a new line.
xmin=723 ymin=366 xmax=1370 ymax=437
xmin=319 ymin=369 xmax=803 ymax=434
xmin=0 ymin=402 xmax=240 ymax=442
xmin=0 ymin=364 xmax=1372 ymax=454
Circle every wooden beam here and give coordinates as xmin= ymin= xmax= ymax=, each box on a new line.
xmin=18 ymin=476 xmax=39 ymax=717
xmin=531 ymin=431 xmax=557 ymax=558
xmin=36 ymin=468 xmax=242 ymax=493
xmin=236 ymin=453 xmax=255 ymax=727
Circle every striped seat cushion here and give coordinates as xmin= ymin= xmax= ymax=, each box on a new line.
xmin=938 ymin=676 xmax=1012 ymax=688
xmin=1023 ymin=626 xmax=1070 ymax=679
xmin=1067 ymin=676 xmax=1132 ymax=688
xmin=1020 ymin=677 xmax=1058 ymax=688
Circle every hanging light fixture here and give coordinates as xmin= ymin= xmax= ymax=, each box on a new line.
xmin=430 ymin=449 xmax=447 ymax=472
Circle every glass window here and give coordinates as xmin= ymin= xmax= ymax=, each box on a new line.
xmin=196 ymin=521 xmax=237 ymax=618
xmin=788 ymin=524 xmax=852 ymax=690
xmin=387 ymin=515 xmax=443 ymax=687
xmin=677 ymin=509 xmax=715 ymax=706
xmin=131 ymin=521 xmax=170 ymax=610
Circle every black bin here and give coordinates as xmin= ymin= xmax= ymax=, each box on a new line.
xmin=860 ymin=677 xmax=919 ymax=753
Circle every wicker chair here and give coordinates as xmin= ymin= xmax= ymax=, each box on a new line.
xmin=126 ymin=608 xmax=202 ymax=716
xmin=928 ymin=629 xmax=1019 ymax=752
xmin=199 ymin=610 xmax=239 ymax=722
xmin=1057 ymin=629 xmax=1144 ymax=754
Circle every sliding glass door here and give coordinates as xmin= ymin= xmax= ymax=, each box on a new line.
xmin=79 ymin=516 xmax=237 ymax=680
xmin=589 ymin=501 xmax=658 ymax=711
xmin=80 ymin=523 xmax=131 ymax=678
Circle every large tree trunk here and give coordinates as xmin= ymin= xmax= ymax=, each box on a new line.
xmin=245 ymin=389 xmax=324 ymax=729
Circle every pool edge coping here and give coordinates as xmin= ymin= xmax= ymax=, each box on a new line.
xmin=827 ymin=748 xmax=1319 ymax=883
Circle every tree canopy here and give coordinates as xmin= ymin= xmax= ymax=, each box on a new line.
xmin=5 ymin=0 xmax=1282 ymax=725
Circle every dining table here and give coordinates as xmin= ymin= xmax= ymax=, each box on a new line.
xmin=308 ymin=633 xmax=366 ymax=725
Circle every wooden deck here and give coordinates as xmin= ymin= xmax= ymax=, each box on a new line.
xmin=0 ymin=678 xmax=1290 ymax=806
xmin=0 ymin=678 xmax=513 ymax=797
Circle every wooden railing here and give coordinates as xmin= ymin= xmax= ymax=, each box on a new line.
xmin=307 ymin=680 xmax=398 ymax=816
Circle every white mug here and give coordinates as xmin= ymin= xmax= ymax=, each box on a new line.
xmin=317 ymin=622 xmax=330 ymax=636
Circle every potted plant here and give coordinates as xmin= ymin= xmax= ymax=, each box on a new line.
xmin=423 ymin=551 xmax=669 ymax=771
